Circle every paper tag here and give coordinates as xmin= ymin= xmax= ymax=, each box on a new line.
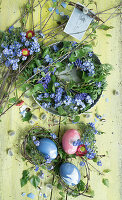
xmin=64 ymin=3 xmax=93 ymax=41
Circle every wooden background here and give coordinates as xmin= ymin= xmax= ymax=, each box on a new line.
xmin=0 ymin=0 xmax=121 ymax=200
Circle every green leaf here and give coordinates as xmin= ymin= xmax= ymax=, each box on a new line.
xmin=22 ymin=18 xmax=26 ymax=25
xmin=82 ymin=71 xmax=92 ymax=82
xmin=58 ymin=198 xmax=65 ymax=200
xmin=99 ymin=25 xmax=113 ymax=31
xmin=88 ymin=188 xmax=95 ymax=197
xmin=75 ymin=45 xmax=93 ymax=58
xmin=102 ymin=178 xmax=109 ymax=187
xmin=75 ymin=49 xmax=84 ymax=58
xmin=69 ymin=53 xmax=77 ymax=62
xmin=26 ymin=2 xmax=31 ymax=9
xmin=77 ymin=180 xmax=85 ymax=191
xmin=59 ymin=192 xmax=65 ymax=197
xmin=106 ymin=34 xmax=112 ymax=37
xmin=20 ymin=178 xmax=28 ymax=187
xmin=20 ymin=83 xmax=30 ymax=92
xmin=41 ymin=72 xmax=45 ymax=77
xmin=0 ymin=106 xmax=3 ymax=114
xmin=91 ymin=93 xmax=98 ymax=100
xmin=70 ymin=64 xmax=74 ymax=70
xmin=41 ymin=165 xmax=46 ymax=170
xmin=29 ymin=63 xmax=36 ymax=69
xmin=57 ymin=183 xmax=63 ymax=190
xmin=22 ymin=111 xmax=32 ymax=122
xmin=22 ymin=170 xmax=29 ymax=177
xmin=9 ymin=97 xmax=17 ymax=103
xmin=35 ymin=59 xmax=41 ymax=66
xmin=20 ymin=170 xmax=30 ymax=187
xmin=92 ymin=157 xmax=99 ymax=162
xmin=42 ymin=48 xmax=50 ymax=58
xmin=53 ymin=2 xmax=57 ymax=7
xmin=30 ymin=175 xmax=40 ymax=188
xmin=58 ymin=107 xmax=67 ymax=115
xmin=103 ymin=169 xmax=111 ymax=173
xmin=51 ymin=75 xmax=56 ymax=82
xmin=52 ymin=84 xmax=55 ymax=93
xmin=21 ymin=157 xmax=26 ymax=161
xmin=33 ymin=84 xmax=44 ymax=92
xmin=83 ymin=45 xmax=93 ymax=53
xmin=91 ymin=21 xmax=99 ymax=29
xmin=55 ymin=62 xmax=63 ymax=68
xmin=58 ymin=150 xmax=63 ymax=159
xmin=73 ymin=115 xmax=80 ymax=122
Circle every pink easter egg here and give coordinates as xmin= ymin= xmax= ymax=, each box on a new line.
xmin=62 ymin=129 xmax=81 ymax=154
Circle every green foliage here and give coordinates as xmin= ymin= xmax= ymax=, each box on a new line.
xmin=77 ymin=180 xmax=85 ymax=191
xmin=9 ymin=97 xmax=18 ymax=103
xmin=55 ymin=62 xmax=64 ymax=68
xmin=58 ymin=106 xmax=67 ymax=116
xmin=19 ymin=41 xmax=112 ymax=116
xmin=42 ymin=48 xmax=50 ymax=58
xmin=98 ymin=25 xmax=113 ymax=30
xmin=100 ymin=64 xmax=112 ymax=75
xmin=57 ymin=183 xmax=63 ymax=190
xmin=58 ymin=148 xmax=67 ymax=160
xmin=20 ymin=170 xmax=30 ymax=187
xmin=20 ymin=178 xmax=28 ymax=187
xmin=35 ymin=59 xmax=41 ymax=67
xmin=87 ymin=187 xmax=95 ymax=197
xmin=22 ymin=111 xmax=32 ymax=122
xmin=33 ymin=84 xmax=44 ymax=92
xmin=21 ymin=170 xmax=40 ymax=188
xmin=73 ymin=115 xmax=80 ymax=122
xmin=69 ymin=52 xmax=77 ymax=62
xmin=51 ymin=75 xmax=56 ymax=82
xmin=30 ymin=175 xmax=40 ymax=188
xmin=25 ymin=2 xmax=32 ymax=13
xmin=22 ymin=18 xmax=26 ymax=25
xmin=106 ymin=34 xmax=112 ymax=37
xmin=0 ymin=28 xmax=22 ymax=48
xmin=75 ymin=45 xmax=93 ymax=58
xmin=102 ymin=178 xmax=109 ymax=187
xmin=59 ymin=191 xmax=65 ymax=198
xmin=93 ymin=156 xmax=99 ymax=162
xmin=0 ymin=106 xmax=3 ymax=114
xmin=103 ymin=169 xmax=111 ymax=173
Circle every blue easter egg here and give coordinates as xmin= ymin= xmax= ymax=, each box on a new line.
xmin=60 ymin=163 xmax=81 ymax=186
xmin=37 ymin=138 xmax=58 ymax=159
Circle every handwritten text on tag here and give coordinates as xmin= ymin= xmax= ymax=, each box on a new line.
xmin=64 ymin=4 xmax=93 ymax=41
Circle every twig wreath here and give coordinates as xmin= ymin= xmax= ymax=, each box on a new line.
xmin=0 ymin=0 xmax=121 ymax=118
xmin=21 ymin=123 xmax=109 ymax=198
xmin=29 ymin=40 xmax=112 ymax=116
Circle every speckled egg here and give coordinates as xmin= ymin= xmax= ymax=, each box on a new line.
xmin=62 ymin=129 xmax=81 ymax=154
xmin=37 ymin=138 xmax=58 ymax=159
xmin=60 ymin=163 xmax=81 ymax=186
